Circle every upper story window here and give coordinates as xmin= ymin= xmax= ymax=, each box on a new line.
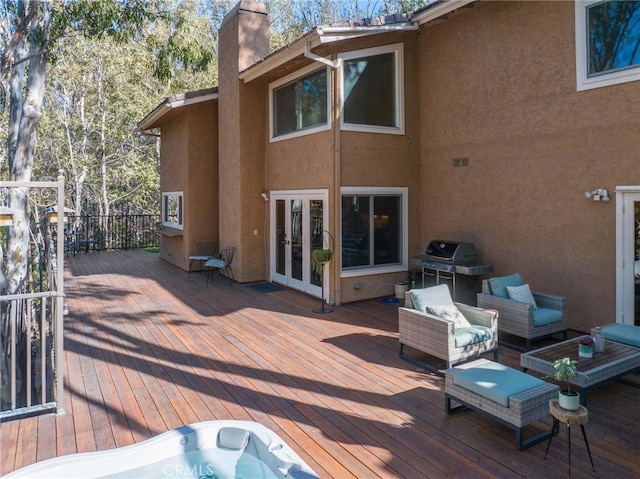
xmin=339 ymin=43 xmax=404 ymax=135
xmin=576 ymin=0 xmax=640 ymax=91
xmin=270 ymin=64 xmax=330 ymax=141
xmin=162 ymin=191 xmax=183 ymax=230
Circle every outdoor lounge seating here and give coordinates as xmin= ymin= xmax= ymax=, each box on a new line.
xmin=445 ymin=358 xmax=559 ymax=451
xmin=477 ymin=273 xmax=567 ymax=351
xmin=398 ymin=284 xmax=498 ymax=374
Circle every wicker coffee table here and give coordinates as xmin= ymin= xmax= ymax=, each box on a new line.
xmin=520 ymin=336 xmax=640 ymax=405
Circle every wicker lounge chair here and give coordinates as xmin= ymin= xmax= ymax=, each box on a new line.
xmin=477 ymin=273 xmax=567 ymax=351
xmin=398 ymin=285 xmax=498 ymax=374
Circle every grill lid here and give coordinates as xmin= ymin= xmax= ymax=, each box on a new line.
xmin=424 ymin=240 xmax=476 ymax=264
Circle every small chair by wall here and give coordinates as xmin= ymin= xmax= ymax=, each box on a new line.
xmin=189 ymin=241 xmax=218 ymax=277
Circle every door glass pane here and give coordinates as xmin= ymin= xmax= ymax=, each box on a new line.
xmin=310 ymin=200 xmax=324 ymax=287
xmin=635 ymin=201 xmax=639 ymax=325
xmin=291 ymin=200 xmax=303 ymax=281
xmin=276 ymin=200 xmax=285 ymax=275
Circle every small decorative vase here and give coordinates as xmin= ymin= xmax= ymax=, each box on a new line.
xmin=559 ymin=390 xmax=580 ymax=410
xmin=578 ymin=344 xmax=593 ymax=358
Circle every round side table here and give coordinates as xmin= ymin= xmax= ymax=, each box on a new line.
xmin=545 ymin=399 xmax=595 ymax=477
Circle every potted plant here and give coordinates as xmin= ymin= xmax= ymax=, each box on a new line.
xmin=578 ymin=336 xmax=595 ymax=358
xmin=547 ymin=357 xmax=581 ymax=410
xmin=311 ymin=248 xmax=333 ymax=314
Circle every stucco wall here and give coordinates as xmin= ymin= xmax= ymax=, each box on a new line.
xmin=262 ymin=31 xmax=421 ymax=303
xmin=159 ymin=113 xmax=189 ymax=267
xmin=159 ymin=102 xmax=219 ymax=270
xmin=418 ymin=1 xmax=640 ymax=331
xmin=218 ymin=1 xmax=269 ymax=283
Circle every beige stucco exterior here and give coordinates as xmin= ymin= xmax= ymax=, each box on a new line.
xmin=142 ymin=0 xmax=639 ymax=333
xmin=417 ymin=1 xmax=639 ymax=331
xmin=158 ymin=101 xmax=219 ymax=269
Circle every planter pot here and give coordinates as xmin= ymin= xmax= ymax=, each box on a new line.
xmin=579 ymin=344 xmax=594 ymax=358
xmin=559 ymin=390 xmax=580 ymax=410
xmin=395 ymin=281 xmax=409 ymax=299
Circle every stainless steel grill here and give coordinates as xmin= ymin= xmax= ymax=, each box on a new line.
xmin=410 ymin=240 xmax=493 ymax=304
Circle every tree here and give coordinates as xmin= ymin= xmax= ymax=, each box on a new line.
xmin=0 ymin=0 xmax=214 ymax=410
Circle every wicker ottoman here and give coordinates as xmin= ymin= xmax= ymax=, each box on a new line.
xmin=444 ymin=358 xmax=558 ymax=450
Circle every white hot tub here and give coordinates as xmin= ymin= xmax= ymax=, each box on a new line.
xmin=6 ymin=420 xmax=320 ymax=479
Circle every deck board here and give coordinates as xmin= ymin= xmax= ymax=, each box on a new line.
xmin=1 ymin=250 xmax=639 ymax=478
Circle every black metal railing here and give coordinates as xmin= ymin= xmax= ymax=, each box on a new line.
xmin=65 ymin=214 xmax=160 ymax=253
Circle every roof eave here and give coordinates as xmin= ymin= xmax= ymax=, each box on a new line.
xmin=137 ymin=89 xmax=219 ymax=134
xmin=413 ymin=0 xmax=477 ymax=25
xmin=240 ymin=23 xmax=417 ymax=83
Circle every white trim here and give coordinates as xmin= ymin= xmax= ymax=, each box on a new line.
xmin=575 ymin=0 xmax=640 ymax=91
xmin=269 ymin=64 xmax=332 ymax=142
xmin=413 ymin=0 xmax=477 ymax=25
xmin=162 ymin=191 xmax=184 ymax=230
xmin=339 ymin=186 xmax=408 ymax=278
xmin=339 ymin=43 xmax=405 ymax=135
xmin=138 ymin=92 xmax=218 ymax=132
xmin=269 ymin=190 xmax=330 ymax=300
xmin=240 ymin=22 xmax=418 ymax=83
xmin=615 ymin=186 xmax=640 ymax=324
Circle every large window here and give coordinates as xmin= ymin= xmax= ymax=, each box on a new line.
xmin=341 ymin=187 xmax=407 ymax=275
xmin=270 ymin=64 xmax=330 ymax=141
xmin=576 ymin=0 xmax=640 ymax=91
xmin=162 ymin=191 xmax=183 ymax=230
xmin=339 ymin=44 xmax=404 ymax=134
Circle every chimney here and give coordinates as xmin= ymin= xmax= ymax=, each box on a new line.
xmin=217 ymin=1 xmax=269 ymax=282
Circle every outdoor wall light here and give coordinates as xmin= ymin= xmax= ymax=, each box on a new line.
xmin=45 ymin=205 xmax=75 ymax=222
xmin=0 ymin=206 xmax=18 ymax=227
xmin=261 ymin=191 xmax=270 ymax=202
xmin=584 ymin=188 xmax=610 ymax=202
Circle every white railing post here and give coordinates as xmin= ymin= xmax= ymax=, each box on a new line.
xmin=55 ymin=172 xmax=66 ymax=415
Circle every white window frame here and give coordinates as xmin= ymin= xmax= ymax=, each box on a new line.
xmin=340 ymin=186 xmax=408 ymax=278
xmin=162 ymin=191 xmax=183 ymax=230
xmin=339 ymin=43 xmax=405 ymax=135
xmin=269 ymin=63 xmax=331 ymax=142
xmin=575 ymin=0 xmax=640 ymax=91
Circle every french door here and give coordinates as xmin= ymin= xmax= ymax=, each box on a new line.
xmin=615 ymin=187 xmax=640 ymax=325
xmin=270 ymin=190 xmax=329 ymax=298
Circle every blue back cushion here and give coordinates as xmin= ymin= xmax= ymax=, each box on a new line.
xmin=489 ymin=273 xmax=523 ymax=298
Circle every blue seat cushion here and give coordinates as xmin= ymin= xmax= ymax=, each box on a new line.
xmin=452 ymin=361 xmax=545 ymax=407
xmin=205 ymin=258 xmax=227 ymax=268
xmin=488 ymin=273 xmax=523 ymax=298
xmin=601 ymin=324 xmax=640 ymax=348
xmin=533 ymin=308 xmax=563 ymax=326
xmin=454 ymin=326 xmax=493 ymax=348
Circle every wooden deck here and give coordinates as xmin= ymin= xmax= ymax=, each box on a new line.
xmin=1 ymin=250 xmax=638 ymax=478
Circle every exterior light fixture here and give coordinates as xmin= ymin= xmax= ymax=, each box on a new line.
xmin=261 ymin=191 xmax=270 ymax=202
xmin=584 ymin=188 xmax=610 ymax=202
xmin=46 ymin=205 xmax=75 ymax=223
xmin=0 ymin=206 xmax=18 ymax=227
